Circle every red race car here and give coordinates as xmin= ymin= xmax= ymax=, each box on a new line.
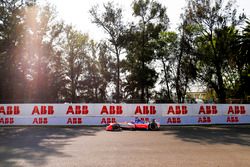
xmin=106 ymin=118 xmax=160 ymax=131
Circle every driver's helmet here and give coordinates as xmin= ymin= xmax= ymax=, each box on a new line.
xmin=135 ymin=117 xmax=140 ymax=122
xmin=135 ymin=117 xmax=144 ymax=123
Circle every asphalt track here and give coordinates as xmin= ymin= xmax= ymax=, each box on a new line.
xmin=0 ymin=126 xmax=250 ymax=167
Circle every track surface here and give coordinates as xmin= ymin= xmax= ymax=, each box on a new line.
xmin=0 ymin=126 xmax=250 ymax=167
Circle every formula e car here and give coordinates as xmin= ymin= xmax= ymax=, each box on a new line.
xmin=106 ymin=118 xmax=160 ymax=131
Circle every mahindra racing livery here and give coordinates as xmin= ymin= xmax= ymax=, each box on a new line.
xmin=106 ymin=117 xmax=160 ymax=131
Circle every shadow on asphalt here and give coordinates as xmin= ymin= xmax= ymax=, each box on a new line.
xmin=161 ymin=126 xmax=250 ymax=146
xmin=0 ymin=127 xmax=102 ymax=167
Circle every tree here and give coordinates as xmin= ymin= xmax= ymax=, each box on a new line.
xmin=240 ymin=20 xmax=250 ymax=98
xmin=97 ymin=42 xmax=115 ymax=102
xmin=0 ymin=0 xmax=26 ymax=102
xmin=232 ymin=19 xmax=250 ymax=99
xmin=63 ymin=25 xmax=89 ymax=102
xmin=80 ymin=40 xmax=101 ymax=102
xmin=80 ymin=41 xmax=115 ymax=102
xmin=183 ymin=0 xmax=245 ymax=103
xmin=153 ymin=31 xmax=178 ymax=101
xmin=24 ymin=4 xmax=60 ymax=102
xmin=90 ymin=2 xmax=125 ymax=103
xmin=153 ymin=26 xmax=197 ymax=103
xmin=123 ymin=0 xmax=169 ymax=102
xmin=0 ymin=1 xmax=70 ymax=103
xmin=173 ymin=20 xmax=198 ymax=103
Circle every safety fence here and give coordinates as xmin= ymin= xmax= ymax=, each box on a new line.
xmin=0 ymin=104 xmax=249 ymax=125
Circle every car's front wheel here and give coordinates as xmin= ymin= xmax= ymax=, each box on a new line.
xmin=148 ymin=122 xmax=159 ymax=131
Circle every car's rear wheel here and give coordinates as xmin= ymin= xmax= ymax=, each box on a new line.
xmin=112 ymin=124 xmax=121 ymax=131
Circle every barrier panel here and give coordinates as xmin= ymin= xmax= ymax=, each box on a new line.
xmin=0 ymin=104 xmax=249 ymax=125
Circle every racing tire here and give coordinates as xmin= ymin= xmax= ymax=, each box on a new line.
xmin=148 ymin=122 xmax=159 ymax=131
xmin=112 ymin=124 xmax=121 ymax=131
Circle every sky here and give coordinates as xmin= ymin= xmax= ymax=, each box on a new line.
xmin=37 ymin=0 xmax=250 ymax=93
xmin=39 ymin=0 xmax=250 ymax=41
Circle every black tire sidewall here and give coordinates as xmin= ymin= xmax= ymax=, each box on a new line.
xmin=149 ymin=122 xmax=158 ymax=131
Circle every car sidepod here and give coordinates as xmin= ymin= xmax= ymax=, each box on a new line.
xmin=119 ymin=122 xmax=135 ymax=130
xmin=134 ymin=123 xmax=149 ymax=129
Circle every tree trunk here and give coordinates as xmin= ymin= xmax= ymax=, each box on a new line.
xmin=140 ymin=62 xmax=145 ymax=103
xmin=71 ymin=81 xmax=76 ymax=102
xmin=216 ymin=66 xmax=226 ymax=103
xmin=140 ymin=20 xmax=146 ymax=103
xmin=176 ymin=48 xmax=183 ymax=103
xmin=116 ymin=49 xmax=120 ymax=103
xmin=161 ymin=57 xmax=171 ymax=100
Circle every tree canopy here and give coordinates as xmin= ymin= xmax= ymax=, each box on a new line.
xmin=0 ymin=0 xmax=249 ymax=103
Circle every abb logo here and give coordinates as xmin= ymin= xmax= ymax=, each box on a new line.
xmin=199 ymin=106 xmax=217 ymax=114
xmin=66 ymin=106 xmax=88 ymax=115
xmin=0 ymin=106 xmax=20 ymax=115
xmin=227 ymin=116 xmax=239 ymax=123
xmin=31 ymin=106 xmax=54 ymax=124
xmin=228 ymin=106 xmax=245 ymax=115
xmin=100 ymin=106 xmax=123 ymax=115
xmin=32 ymin=106 xmax=54 ymax=115
xmin=101 ymin=117 xmax=116 ymax=124
xmin=67 ymin=118 xmax=83 ymax=124
xmin=198 ymin=117 xmax=211 ymax=123
xmin=135 ymin=106 xmax=156 ymax=115
xmin=167 ymin=106 xmax=188 ymax=115
xmin=167 ymin=117 xmax=181 ymax=124
xmin=0 ymin=117 xmax=14 ymax=124
xmin=33 ymin=118 xmax=48 ymax=124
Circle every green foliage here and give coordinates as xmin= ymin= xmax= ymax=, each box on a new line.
xmin=62 ymin=25 xmax=89 ymax=102
xmin=0 ymin=0 xmax=248 ymax=103
xmin=232 ymin=19 xmax=250 ymax=98
xmin=121 ymin=0 xmax=168 ymax=102
xmin=152 ymin=31 xmax=178 ymax=101
xmin=0 ymin=1 xmax=63 ymax=102
xmin=80 ymin=41 xmax=115 ymax=102
xmin=183 ymin=0 xmax=246 ymax=103
xmin=90 ymin=2 xmax=125 ymax=103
